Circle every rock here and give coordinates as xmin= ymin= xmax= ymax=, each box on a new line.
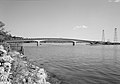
xmin=0 ymin=45 xmax=62 ymax=84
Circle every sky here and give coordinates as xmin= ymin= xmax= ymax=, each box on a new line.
xmin=0 ymin=0 xmax=120 ymax=42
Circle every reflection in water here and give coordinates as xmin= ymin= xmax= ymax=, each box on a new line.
xmin=113 ymin=45 xmax=118 ymax=64
xmin=101 ymin=45 xmax=118 ymax=65
xmin=24 ymin=45 xmax=120 ymax=84
xmin=101 ymin=45 xmax=105 ymax=63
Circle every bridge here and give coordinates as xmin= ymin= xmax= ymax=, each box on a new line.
xmin=5 ymin=38 xmax=120 ymax=46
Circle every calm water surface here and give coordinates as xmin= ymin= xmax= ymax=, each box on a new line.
xmin=24 ymin=43 xmax=120 ymax=84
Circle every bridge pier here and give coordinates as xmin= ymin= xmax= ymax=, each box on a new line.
xmin=37 ymin=41 xmax=39 ymax=46
xmin=35 ymin=40 xmax=44 ymax=46
xmin=36 ymin=41 xmax=41 ymax=46
xmin=90 ymin=42 xmax=94 ymax=45
xmin=73 ymin=41 xmax=77 ymax=46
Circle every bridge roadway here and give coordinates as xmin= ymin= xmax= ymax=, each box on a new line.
xmin=5 ymin=38 xmax=115 ymax=46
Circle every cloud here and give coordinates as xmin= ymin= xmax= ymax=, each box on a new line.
xmin=73 ymin=25 xmax=88 ymax=30
xmin=108 ymin=0 xmax=112 ymax=2
xmin=114 ymin=0 xmax=120 ymax=2
xmin=108 ymin=0 xmax=120 ymax=2
xmin=108 ymin=0 xmax=113 ymax=2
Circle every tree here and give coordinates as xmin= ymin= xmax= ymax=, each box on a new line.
xmin=0 ymin=21 xmax=23 ymax=41
xmin=0 ymin=21 xmax=5 ymax=28
xmin=0 ymin=21 xmax=6 ymax=41
xmin=0 ymin=21 xmax=13 ymax=41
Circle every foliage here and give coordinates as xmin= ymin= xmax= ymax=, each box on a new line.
xmin=0 ymin=21 xmax=23 ymax=42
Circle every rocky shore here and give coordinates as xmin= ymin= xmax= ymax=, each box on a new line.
xmin=0 ymin=44 xmax=61 ymax=84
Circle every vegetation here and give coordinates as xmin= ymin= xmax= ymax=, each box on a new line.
xmin=0 ymin=21 xmax=23 ymax=42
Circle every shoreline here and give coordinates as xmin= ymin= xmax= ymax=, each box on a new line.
xmin=0 ymin=43 xmax=61 ymax=84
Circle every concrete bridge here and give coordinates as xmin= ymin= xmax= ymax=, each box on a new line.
xmin=5 ymin=39 xmax=79 ymax=46
xmin=5 ymin=38 xmax=119 ymax=46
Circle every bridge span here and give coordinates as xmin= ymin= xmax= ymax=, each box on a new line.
xmin=5 ymin=38 xmax=101 ymax=46
xmin=5 ymin=38 xmax=120 ymax=46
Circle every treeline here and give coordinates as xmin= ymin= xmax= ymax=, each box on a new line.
xmin=0 ymin=21 xmax=23 ymax=42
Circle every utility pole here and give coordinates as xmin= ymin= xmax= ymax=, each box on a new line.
xmin=114 ymin=28 xmax=117 ymax=43
xmin=102 ymin=30 xmax=105 ymax=42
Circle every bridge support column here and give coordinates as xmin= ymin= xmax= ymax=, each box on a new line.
xmin=90 ymin=42 xmax=94 ymax=45
xmin=73 ymin=41 xmax=77 ymax=46
xmin=35 ymin=40 xmax=44 ymax=46
xmin=37 ymin=41 xmax=39 ymax=46
xmin=37 ymin=41 xmax=41 ymax=46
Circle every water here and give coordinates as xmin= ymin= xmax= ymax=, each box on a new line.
xmin=24 ymin=43 xmax=120 ymax=84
